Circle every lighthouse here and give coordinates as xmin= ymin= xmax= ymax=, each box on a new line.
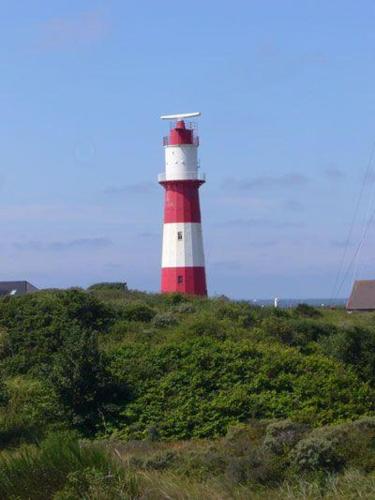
xmin=158 ymin=112 xmax=207 ymax=296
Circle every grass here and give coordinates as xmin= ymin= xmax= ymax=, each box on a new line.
xmin=0 ymin=432 xmax=138 ymax=499
xmin=0 ymin=429 xmax=373 ymax=499
xmin=101 ymin=418 xmax=375 ymax=499
xmin=126 ymin=469 xmax=375 ymax=500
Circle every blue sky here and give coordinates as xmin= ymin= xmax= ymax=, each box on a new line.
xmin=1 ymin=0 xmax=375 ymax=299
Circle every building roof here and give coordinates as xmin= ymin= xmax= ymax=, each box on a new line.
xmin=347 ymin=280 xmax=375 ymax=311
xmin=0 ymin=281 xmax=38 ymax=296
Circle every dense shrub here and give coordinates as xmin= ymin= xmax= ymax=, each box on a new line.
xmin=214 ymin=301 xmax=255 ymax=328
xmin=308 ymin=417 xmax=375 ymax=472
xmin=49 ymin=326 xmax=126 ymax=434
xmin=321 ymin=326 xmax=375 ymax=385
xmin=110 ymin=338 xmax=373 ymax=439
xmin=261 ymin=317 xmax=335 ymax=350
xmin=152 ymin=312 xmax=178 ymax=328
xmin=110 ymin=320 xmax=133 ymax=339
xmin=225 ymin=448 xmax=281 ymax=485
xmin=0 ymin=287 xmax=375 ymax=496
xmin=350 ymin=415 xmax=375 ymax=432
xmin=174 ymin=303 xmax=195 ymax=314
xmin=0 ymin=288 xmax=374 ymax=448
xmin=263 ymin=420 xmax=310 ymax=455
xmin=163 ymin=293 xmax=188 ymax=305
xmin=291 ymin=436 xmax=344 ymax=473
xmin=0 ymin=375 xmax=9 ymax=407
xmin=223 ymin=422 xmax=266 ymax=456
xmin=0 ymin=377 xmax=62 ymax=447
xmin=121 ymin=303 xmax=156 ymax=323
xmin=185 ymin=316 xmax=228 ymax=339
xmin=293 ymin=303 xmax=322 ymax=318
xmin=0 ymin=290 xmax=114 ymax=375
xmin=87 ymin=282 xmax=128 ymax=292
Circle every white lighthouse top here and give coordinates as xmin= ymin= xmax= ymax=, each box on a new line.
xmin=160 ymin=112 xmax=201 ymax=120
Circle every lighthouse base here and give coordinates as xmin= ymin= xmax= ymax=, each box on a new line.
xmin=161 ymin=267 xmax=207 ymax=296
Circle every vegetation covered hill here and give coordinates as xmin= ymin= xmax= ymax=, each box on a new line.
xmin=0 ymin=285 xmax=374 ymax=498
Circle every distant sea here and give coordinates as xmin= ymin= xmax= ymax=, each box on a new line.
xmin=250 ymin=298 xmax=347 ymax=308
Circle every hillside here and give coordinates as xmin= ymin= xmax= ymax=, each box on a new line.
xmin=0 ymin=285 xmax=374 ymax=498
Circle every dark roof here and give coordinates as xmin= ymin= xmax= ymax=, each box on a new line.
xmin=0 ymin=281 xmax=38 ymax=296
xmin=347 ymin=280 xmax=375 ymax=310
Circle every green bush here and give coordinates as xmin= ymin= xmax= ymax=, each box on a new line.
xmin=110 ymin=320 xmax=133 ymax=339
xmin=110 ymin=338 xmax=373 ymax=439
xmin=121 ymin=303 xmax=156 ymax=323
xmin=214 ymin=301 xmax=255 ymax=328
xmin=49 ymin=326 xmax=125 ymax=434
xmin=225 ymin=448 xmax=281 ymax=485
xmin=174 ymin=303 xmax=195 ymax=314
xmin=87 ymin=282 xmax=128 ymax=292
xmin=185 ymin=316 xmax=227 ymax=339
xmin=0 ymin=375 xmax=8 ymax=408
xmin=263 ymin=420 xmax=310 ymax=455
xmin=0 ymin=377 xmax=62 ymax=447
xmin=291 ymin=436 xmax=344 ymax=473
xmin=350 ymin=415 xmax=375 ymax=432
xmin=294 ymin=303 xmax=322 ymax=318
xmin=321 ymin=326 xmax=375 ymax=386
xmin=152 ymin=312 xmax=178 ymax=328
xmin=0 ymin=289 xmax=114 ymax=376
xmin=163 ymin=293 xmax=188 ymax=305
xmin=261 ymin=317 xmax=335 ymax=350
xmin=309 ymin=417 xmax=375 ymax=472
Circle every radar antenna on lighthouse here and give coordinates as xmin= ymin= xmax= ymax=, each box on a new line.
xmin=158 ymin=112 xmax=207 ymax=296
xmin=160 ymin=112 xmax=201 ymax=120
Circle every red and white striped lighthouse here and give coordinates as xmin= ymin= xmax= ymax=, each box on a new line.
xmin=158 ymin=112 xmax=207 ymax=296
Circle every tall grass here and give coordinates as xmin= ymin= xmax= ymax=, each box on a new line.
xmin=0 ymin=431 xmax=139 ymax=499
xmin=0 ymin=431 xmax=373 ymax=499
xmin=266 ymin=469 xmax=375 ymax=499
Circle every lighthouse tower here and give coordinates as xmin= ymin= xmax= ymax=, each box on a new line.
xmin=158 ymin=112 xmax=207 ymax=296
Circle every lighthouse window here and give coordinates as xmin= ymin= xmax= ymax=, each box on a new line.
xmin=177 ymin=275 xmax=184 ymax=284
xmin=177 ymin=231 xmax=183 ymax=240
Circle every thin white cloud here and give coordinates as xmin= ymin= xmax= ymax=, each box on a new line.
xmin=217 ymin=218 xmax=304 ymax=229
xmin=38 ymin=10 xmax=110 ymax=50
xmin=224 ymin=173 xmax=309 ymax=191
xmin=0 ymin=204 xmax=100 ymax=222
xmin=14 ymin=238 xmax=112 ymax=252
xmin=102 ymin=182 xmax=156 ymax=195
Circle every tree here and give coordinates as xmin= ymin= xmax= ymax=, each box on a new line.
xmin=49 ymin=326 xmax=124 ymax=435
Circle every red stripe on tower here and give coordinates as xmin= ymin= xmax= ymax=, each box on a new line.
xmin=158 ymin=112 xmax=207 ymax=296
xmin=162 ymin=180 xmax=204 ymax=223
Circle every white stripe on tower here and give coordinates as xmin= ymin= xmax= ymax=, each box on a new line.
xmin=162 ymin=223 xmax=205 ymax=268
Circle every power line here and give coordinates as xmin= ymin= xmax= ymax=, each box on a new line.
xmin=336 ymin=198 xmax=375 ymax=297
xmin=331 ymin=141 xmax=375 ymax=298
xmin=352 ymin=152 xmax=375 ymax=282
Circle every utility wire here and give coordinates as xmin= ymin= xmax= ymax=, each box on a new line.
xmin=331 ymin=141 xmax=375 ymax=298
xmin=351 ymin=149 xmax=375 ymax=282
xmin=336 ymin=204 xmax=375 ymax=297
